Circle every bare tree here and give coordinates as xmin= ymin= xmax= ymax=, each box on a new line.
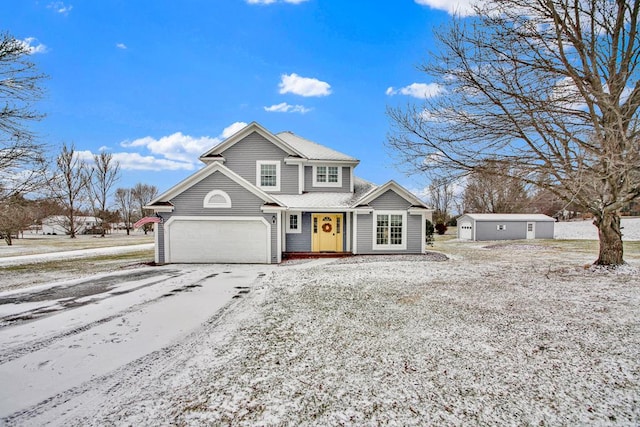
xmin=0 ymin=194 xmax=32 ymax=245
xmin=427 ymin=177 xmax=455 ymax=224
xmin=0 ymin=32 xmax=48 ymax=201
xmin=87 ymin=152 xmax=120 ymax=237
xmin=388 ymin=0 xmax=640 ymax=266
xmin=114 ymin=187 xmax=135 ymax=235
xmin=49 ymin=143 xmax=91 ymax=238
xmin=462 ymin=162 xmax=531 ymax=213
xmin=132 ymin=183 xmax=158 ymax=234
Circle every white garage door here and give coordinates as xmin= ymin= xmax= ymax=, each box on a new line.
xmin=167 ymin=218 xmax=270 ymax=263
xmin=459 ymin=222 xmax=473 ymax=240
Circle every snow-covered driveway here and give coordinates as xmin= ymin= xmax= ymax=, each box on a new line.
xmin=0 ymin=263 xmax=274 ymax=421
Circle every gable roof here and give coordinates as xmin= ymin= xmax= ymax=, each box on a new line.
xmin=199 ymin=122 xmax=306 ymax=161
xmin=273 ymin=177 xmax=376 ymax=210
xmin=276 ymin=131 xmax=358 ymax=162
xmin=147 ymin=161 xmax=281 ymax=207
xmin=198 ymin=121 xmax=359 ymax=164
xmin=461 ymin=213 xmax=556 ymax=222
xmin=356 ymin=180 xmax=430 ymax=209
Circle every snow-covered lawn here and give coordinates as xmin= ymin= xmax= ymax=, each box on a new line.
xmin=0 ymin=221 xmax=639 ymax=425
xmin=555 ymin=217 xmax=640 ymax=241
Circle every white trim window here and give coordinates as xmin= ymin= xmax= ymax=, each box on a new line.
xmin=373 ymin=211 xmax=407 ymax=250
xmin=313 ymin=165 xmax=342 ymax=188
xmin=203 ymin=190 xmax=232 ymax=208
xmin=286 ymin=212 xmax=301 ymax=234
xmin=256 ymin=160 xmax=281 ymax=192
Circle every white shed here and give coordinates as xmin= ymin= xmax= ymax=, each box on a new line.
xmin=457 ymin=213 xmax=555 ymax=241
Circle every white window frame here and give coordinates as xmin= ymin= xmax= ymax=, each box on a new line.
xmin=286 ymin=211 xmax=301 ymax=234
xmin=203 ymin=190 xmax=232 ymax=208
xmin=372 ymin=211 xmax=407 ymax=250
xmin=256 ymin=160 xmax=281 ymax=192
xmin=312 ymin=165 xmax=342 ymax=188
xmin=497 ymin=224 xmax=507 ymax=231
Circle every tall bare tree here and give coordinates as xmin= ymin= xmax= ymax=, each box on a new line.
xmin=0 ymin=32 xmax=48 ymax=201
xmin=388 ymin=0 xmax=640 ymax=266
xmin=114 ymin=187 xmax=135 ymax=235
xmin=49 ymin=143 xmax=91 ymax=238
xmin=427 ymin=177 xmax=456 ymax=224
xmin=132 ymin=183 xmax=158 ymax=234
xmin=87 ymin=152 xmax=120 ymax=237
xmin=462 ymin=162 xmax=531 ymax=213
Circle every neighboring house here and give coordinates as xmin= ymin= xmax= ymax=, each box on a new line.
xmin=146 ymin=122 xmax=433 ymax=264
xmin=41 ymin=216 xmax=99 ymax=235
xmin=456 ymin=213 xmax=555 ymax=241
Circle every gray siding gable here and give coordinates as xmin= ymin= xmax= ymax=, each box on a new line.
xmin=169 ymin=171 xmax=266 ymax=216
xmin=219 ymin=131 xmax=298 ymax=194
xmin=368 ymin=189 xmax=412 ymax=210
xmin=157 ymin=171 xmax=279 ymax=263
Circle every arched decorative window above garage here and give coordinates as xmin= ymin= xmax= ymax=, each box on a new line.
xmin=203 ymin=190 xmax=232 ymax=208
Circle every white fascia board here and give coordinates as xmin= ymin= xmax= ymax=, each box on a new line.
xmin=199 ymin=155 xmax=226 ymax=165
xmin=408 ymin=207 xmax=430 ymax=215
xmin=261 ymin=206 xmax=287 ymax=213
xmin=354 ymin=207 xmax=374 ymax=214
xmin=284 ymin=157 xmax=307 ymax=165
xmin=145 ymin=205 xmax=174 ymax=212
xmin=199 ymin=122 xmax=306 ymax=160
xmin=305 ymin=159 xmax=360 ymax=166
xmin=357 ymin=180 xmax=428 ymax=209
xmin=149 ymin=161 xmax=281 ymax=206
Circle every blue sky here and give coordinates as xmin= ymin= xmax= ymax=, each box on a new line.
xmin=5 ymin=0 xmax=475 ymax=195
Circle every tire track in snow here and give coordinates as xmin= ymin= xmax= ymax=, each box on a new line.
xmin=0 ymin=270 xmax=187 ymax=364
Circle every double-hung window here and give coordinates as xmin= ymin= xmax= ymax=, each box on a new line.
xmin=373 ymin=211 xmax=407 ymax=250
xmin=313 ymin=165 xmax=341 ymax=187
xmin=256 ymin=161 xmax=280 ymax=192
xmin=286 ymin=212 xmax=301 ymax=234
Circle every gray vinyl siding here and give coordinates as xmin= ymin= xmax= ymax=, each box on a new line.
xmin=369 ymin=189 xmax=412 ymax=210
xmin=475 ymin=221 xmax=525 ymax=241
xmin=304 ymin=166 xmax=351 ymax=193
xmin=286 ymin=212 xmax=312 ymax=252
xmin=157 ymin=221 xmax=166 ymax=264
xmin=157 ymin=171 xmax=278 ymax=263
xmin=474 ymin=220 xmax=554 ymax=241
xmin=535 ymin=222 xmax=554 ymax=239
xmin=356 ymin=213 xmax=422 ymax=254
xmin=220 ymin=131 xmax=298 ymax=194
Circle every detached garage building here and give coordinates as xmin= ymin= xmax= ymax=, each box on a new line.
xmin=457 ymin=213 xmax=555 ymax=241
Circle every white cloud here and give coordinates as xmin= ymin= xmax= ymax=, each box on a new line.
xmin=116 ymin=43 xmax=127 ymax=50
xmin=20 ymin=37 xmax=48 ymax=54
xmin=414 ymin=0 xmax=481 ymax=16
xmin=264 ymin=102 xmax=312 ymax=114
xmin=116 ymin=122 xmax=248 ymax=171
xmin=47 ymin=1 xmax=73 ymax=15
xmin=278 ymin=73 xmax=332 ymax=97
xmin=386 ymin=83 xmax=445 ymax=99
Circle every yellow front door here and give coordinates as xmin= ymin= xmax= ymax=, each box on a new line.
xmin=312 ymin=214 xmax=343 ymax=252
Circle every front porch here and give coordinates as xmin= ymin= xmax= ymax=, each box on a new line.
xmin=282 ymin=251 xmax=353 ymax=260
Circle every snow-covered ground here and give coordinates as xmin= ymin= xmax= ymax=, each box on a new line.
xmin=554 ymin=217 xmax=640 ymax=240
xmin=0 ymin=222 xmax=638 ymax=425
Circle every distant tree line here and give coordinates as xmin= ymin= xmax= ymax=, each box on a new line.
xmin=0 ymin=31 xmax=159 ymax=245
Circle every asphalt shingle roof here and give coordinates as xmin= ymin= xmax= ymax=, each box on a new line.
xmin=276 ymin=131 xmax=358 ymax=162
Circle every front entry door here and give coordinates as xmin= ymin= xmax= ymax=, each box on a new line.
xmin=312 ymin=214 xmax=343 ymax=252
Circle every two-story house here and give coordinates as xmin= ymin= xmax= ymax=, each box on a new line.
xmin=146 ymin=122 xmax=432 ymax=264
